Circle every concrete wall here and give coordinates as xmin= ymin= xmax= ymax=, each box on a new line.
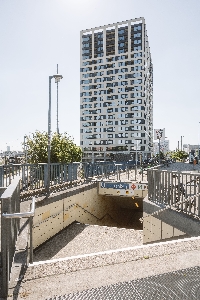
xmin=143 ymin=196 xmax=200 ymax=244
xmin=33 ymin=182 xmax=109 ymax=248
xmin=33 ymin=182 xmax=144 ymax=249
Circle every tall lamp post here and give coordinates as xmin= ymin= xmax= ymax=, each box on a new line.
xmin=133 ymin=140 xmax=139 ymax=179
xmin=47 ymin=74 xmax=63 ymax=194
xmin=24 ymin=135 xmax=27 ymax=163
xmin=144 ymin=130 xmax=153 ymax=158
xmin=199 ymin=122 xmax=200 ymax=159
xmin=56 ymin=64 xmax=60 ymax=134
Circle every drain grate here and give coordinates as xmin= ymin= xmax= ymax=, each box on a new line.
xmin=46 ymin=266 xmax=200 ymax=300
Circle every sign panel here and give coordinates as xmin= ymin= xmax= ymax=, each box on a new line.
xmin=100 ymin=182 xmax=130 ymax=190
xmin=154 ymin=128 xmax=165 ymax=141
xmin=98 ymin=182 xmax=148 ymax=197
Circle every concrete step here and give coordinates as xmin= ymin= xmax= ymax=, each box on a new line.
xmin=24 ymin=236 xmax=200 ymax=282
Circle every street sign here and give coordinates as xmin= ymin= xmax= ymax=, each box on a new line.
xmin=99 ymin=182 xmax=148 ymax=197
xmin=154 ymin=128 xmax=165 ymax=141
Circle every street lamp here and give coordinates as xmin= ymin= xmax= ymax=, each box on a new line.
xmin=47 ymin=74 xmax=63 ymax=194
xmin=144 ymin=130 xmax=153 ymax=158
xmin=56 ymin=64 xmax=60 ymax=134
xmin=199 ymin=122 xmax=200 ymax=159
xmin=133 ymin=140 xmax=140 ymax=178
xmin=24 ymin=135 xmax=27 ymax=163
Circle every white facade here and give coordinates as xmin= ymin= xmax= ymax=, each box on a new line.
xmin=80 ymin=18 xmax=153 ymax=162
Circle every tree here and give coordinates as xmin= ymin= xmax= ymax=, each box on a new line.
xmin=25 ymin=131 xmax=82 ymax=163
xmin=170 ymin=150 xmax=188 ymax=161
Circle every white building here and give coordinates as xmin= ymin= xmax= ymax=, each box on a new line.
xmin=80 ymin=18 xmax=153 ymax=162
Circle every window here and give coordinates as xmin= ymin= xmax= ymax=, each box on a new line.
xmin=118 ymin=114 xmax=125 ymax=119
xmin=82 ymin=36 xmax=90 ymax=42
xmin=131 ymin=66 xmax=142 ymax=71
xmin=134 ymin=25 xmax=142 ymax=31
xmin=120 ymin=119 xmax=128 ymax=125
xmin=131 ymin=52 xmax=142 ymax=58
xmin=118 ymin=29 xmax=125 ymax=34
xmin=120 ymin=94 xmax=128 ymax=99
xmin=134 ymin=46 xmax=142 ymax=51
xmin=131 ymin=79 xmax=142 ymax=84
xmin=82 ymin=55 xmax=90 ymax=60
xmin=82 ymin=43 xmax=90 ymax=48
xmin=82 ymin=61 xmax=90 ymax=66
xmin=120 ymin=68 xmax=128 ymax=73
xmin=134 ymin=59 xmax=142 ymax=64
xmin=107 ymin=121 xmax=113 ymax=125
xmin=82 ymin=49 xmax=90 ymax=54
xmin=134 ymin=40 xmax=141 ymax=44
xmin=118 ymin=62 xmax=125 ymax=67
xmin=134 ymin=33 xmax=141 ymax=38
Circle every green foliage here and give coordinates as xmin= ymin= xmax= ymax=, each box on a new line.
xmin=155 ymin=151 xmax=165 ymax=159
xmin=25 ymin=131 xmax=82 ymax=163
xmin=170 ymin=150 xmax=188 ymax=161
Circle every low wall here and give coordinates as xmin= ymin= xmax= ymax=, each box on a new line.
xmin=33 ymin=181 xmax=144 ymax=249
xmin=33 ymin=182 xmax=122 ymax=249
xmin=25 ymin=236 xmax=200 ymax=280
xmin=143 ymin=196 xmax=200 ymax=244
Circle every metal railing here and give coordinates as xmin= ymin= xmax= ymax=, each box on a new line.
xmin=147 ymin=168 xmax=200 ymax=218
xmin=0 ymin=163 xmax=80 ymax=191
xmin=2 ymin=196 xmax=35 ymax=263
xmin=0 ymin=162 xmax=146 ymax=192
xmin=0 ymin=176 xmax=35 ymax=298
xmin=82 ymin=161 xmax=138 ymax=180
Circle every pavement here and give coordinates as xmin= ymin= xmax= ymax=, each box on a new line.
xmin=6 ymin=239 xmax=200 ymax=300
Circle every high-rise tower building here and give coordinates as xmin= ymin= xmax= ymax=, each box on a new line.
xmin=80 ymin=18 xmax=153 ymax=162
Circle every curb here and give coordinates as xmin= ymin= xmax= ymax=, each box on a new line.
xmin=24 ymin=236 xmax=200 ymax=281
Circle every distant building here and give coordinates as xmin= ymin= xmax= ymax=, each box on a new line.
xmin=80 ymin=18 xmax=153 ymax=162
xmin=183 ymin=144 xmax=199 ymax=155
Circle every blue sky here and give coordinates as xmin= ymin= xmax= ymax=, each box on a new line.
xmin=0 ymin=0 xmax=200 ymax=152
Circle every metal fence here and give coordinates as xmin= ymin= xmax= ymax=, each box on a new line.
xmin=0 ymin=162 xmax=142 ymax=191
xmin=0 ymin=163 xmax=80 ymax=191
xmin=83 ymin=162 xmax=135 ymax=179
xmin=0 ymin=177 xmax=21 ymax=297
xmin=0 ymin=176 xmax=35 ymax=297
xmin=147 ymin=168 xmax=200 ymax=218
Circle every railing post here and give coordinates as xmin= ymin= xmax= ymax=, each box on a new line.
xmin=29 ymin=216 xmax=33 ymax=264
xmin=44 ymin=164 xmax=48 ymax=190
xmin=1 ymin=197 xmax=9 ymax=297
xmin=68 ymin=163 xmax=73 ymax=181
xmin=0 ymin=166 xmax=3 ymax=187
xmin=198 ymin=175 xmax=200 ymax=216
xmin=72 ymin=163 xmax=79 ymax=181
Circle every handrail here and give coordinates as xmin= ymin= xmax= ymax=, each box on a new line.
xmin=2 ymin=196 xmax=35 ymax=219
xmin=2 ymin=197 xmax=35 ymax=264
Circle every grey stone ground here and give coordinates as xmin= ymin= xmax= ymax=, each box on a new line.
xmin=3 ymin=162 xmax=200 ymax=299
xmin=8 ymin=245 xmax=200 ymax=300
